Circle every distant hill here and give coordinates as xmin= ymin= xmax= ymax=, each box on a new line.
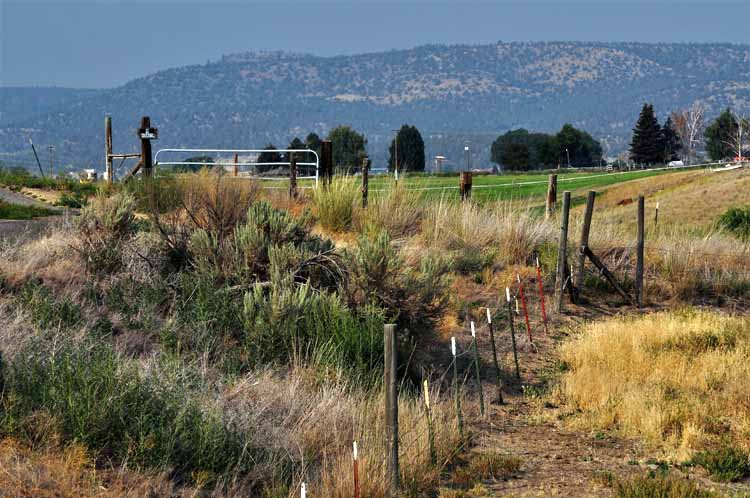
xmin=0 ymin=87 xmax=102 ymax=125
xmin=1 ymin=42 xmax=749 ymax=173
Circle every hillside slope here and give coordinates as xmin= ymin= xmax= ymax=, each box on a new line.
xmin=2 ymin=42 xmax=749 ymax=172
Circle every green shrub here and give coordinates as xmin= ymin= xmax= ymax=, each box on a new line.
xmin=16 ymin=281 xmax=81 ymax=330
xmin=311 ymin=176 xmax=359 ymax=231
xmin=718 ymin=206 xmax=750 ymax=239
xmin=54 ymin=191 xmax=86 ymax=208
xmin=693 ymin=446 xmax=750 ymax=482
xmin=0 ymin=338 xmax=247 ymax=481
xmin=346 ymin=231 xmax=450 ymax=339
xmin=76 ymin=191 xmax=136 ymax=274
xmin=612 ymin=475 xmax=719 ymax=498
xmin=0 ymin=200 xmax=57 ymax=220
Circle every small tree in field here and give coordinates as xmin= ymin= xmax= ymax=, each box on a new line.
xmin=671 ymin=102 xmax=704 ymax=164
xmin=388 ymin=124 xmax=425 ymax=172
xmin=327 ymin=125 xmax=367 ymax=174
xmin=630 ymin=104 xmax=662 ymax=165
xmin=704 ymin=109 xmax=747 ymax=161
xmin=660 ymin=117 xmax=682 ymax=163
xmin=257 ymin=144 xmax=282 ymax=173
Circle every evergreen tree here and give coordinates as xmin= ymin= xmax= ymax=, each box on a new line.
xmin=660 ymin=117 xmax=681 ymax=162
xmin=257 ymin=143 xmax=282 ymax=173
xmin=630 ymin=104 xmax=663 ymax=165
xmin=327 ymin=125 xmax=367 ymax=173
xmin=388 ymin=124 xmax=425 ymax=172
xmin=305 ymin=132 xmax=322 ymax=154
xmin=704 ymin=108 xmax=738 ymax=161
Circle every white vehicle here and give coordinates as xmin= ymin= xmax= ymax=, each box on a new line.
xmin=668 ymin=160 xmax=684 ymax=167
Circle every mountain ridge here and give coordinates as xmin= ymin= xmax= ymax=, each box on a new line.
xmin=2 ymin=41 xmax=749 ymax=172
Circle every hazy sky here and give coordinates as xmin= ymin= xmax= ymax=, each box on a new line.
xmin=2 ymin=0 xmax=750 ymax=88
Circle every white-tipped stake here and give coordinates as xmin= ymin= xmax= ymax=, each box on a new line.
xmin=353 ymin=441 xmax=358 ymax=461
xmin=506 ymin=287 xmax=511 ymax=302
xmin=423 ymin=379 xmax=431 ymax=408
xmin=301 ymin=482 xmax=306 ymax=498
xmin=486 ymin=307 xmax=492 ymax=324
xmin=536 ymin=256 xmax=540 ymax=268
xmin=451 ymin=336 xmax=456 ymax=356
xmin=517 ymin=273 xmax=521 ymax=283
xmin=656 ymin=202 xmax=660 ymax=210
xmin=515 ymin=297 xmax=520 ymax=314
xmin=470 ymin=321 xmax=476 ymax=337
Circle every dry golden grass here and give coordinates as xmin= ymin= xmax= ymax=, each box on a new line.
xmin=0 ymin=438 xmax=189 ymax=498
xmin=421 ymin=199 xmax=555 ymax=266
xmin=556 ymin=310 xmax=750 ymax=461
xmin=354 ymin=181 xmax=425 ymax=238
xmin=224 ymin=367 xmax=465 ymax=498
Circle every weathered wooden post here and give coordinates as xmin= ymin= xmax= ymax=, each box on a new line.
xmin=556 ymin=191 xmax=571 ymax=313
xmin=361 ymin=156 xmax=370 ymax=208
xmin=654 ymin=201 xmax=659 ymax=228
xmin=486 ymin=308 xmax=504 ymax=404
xmin=233 ymin=153 xmax=239 ymax=177
xmin=574 ymin=191 xmax=596 ymax=291
xmin=321 ymin=140 xmax=333 ymax=185
xmin=105 ymin=115 xmax=113 ymax=184
xmin=384 ymin=324 xmax=400 ymax=491
xmin=545 ymin=174 xmax=557 ymax=219
xmin=636 ymin=196 xmax=645 ymax=308
xmin=460 ymin=171 xmax=472 ymax=201
xmin=137 ymin=116 xmax=157 ymax=178
xmin=289 ymin=152 xmax=298 ymax=199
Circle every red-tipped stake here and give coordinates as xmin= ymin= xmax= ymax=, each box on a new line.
xmin=517 ymin=273 xmax=533 ymax=343
xmin=535 ymin=257 xmax=549 ymax=334
xmin=353 ymin=441 xmax=360 ymax=498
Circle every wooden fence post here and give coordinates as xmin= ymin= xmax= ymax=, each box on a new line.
xmin=574 ymin=191 xmax=596 ymax=291
xmin=486 ymin=308 xmax=504 ymax=404
xmin=654 ymin=201 xmax=659 ymax=228
xmin=105 ymin=115 xmax=113 ymax=184
xmin=636 ymin=196 xmax=645 ymax=308
xmin=545 ymin=174 xmax=557 ymax=219
xmin=362 ymin=156 xmax=370 ymax=208
xmin=321 ymin=140 xmax=333 ymax=185
xmin=289 ymin=152 xmax=297 ymax=199
xmin=460 ymin=171 xmax=472 ymax=201
xmin=138 ymin=116 xmax=155 ymax=178
xmin=233 ymin=153 xmax=239 ymax=177
xmin=384 ymin=324 xmax=400 ymax=491
xmin=556 ymin=191 xmax=571 ymax=313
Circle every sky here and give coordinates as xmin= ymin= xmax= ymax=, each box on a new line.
xmin=2 ymin=0 xmax=750 ymax=88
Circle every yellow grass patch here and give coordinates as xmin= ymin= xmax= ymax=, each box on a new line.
xmin=556 ymin=310 xmax=750 ymax=461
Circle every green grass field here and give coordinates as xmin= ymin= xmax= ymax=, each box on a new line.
xmin=0 ymin=200 xmax=58 ymax=220
xmin=282 ymin=166 xmax=703 ymax=203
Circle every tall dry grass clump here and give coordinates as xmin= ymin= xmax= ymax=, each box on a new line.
xmin=355 ymin=181 xmax=425 ymax=237
xmin=421 ymin=199 xmax=555 ymax=265
xmin=224 ymin=367 xmax=463 ymax=498
xmin=311 ymin=177 xmax=359 ymax=232
xmin=556 ymin=310 xmax=750 ymax=460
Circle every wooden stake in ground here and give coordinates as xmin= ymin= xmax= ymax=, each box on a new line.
xmin=384 ymin=324 xmax=400 ymax=491
xmin=654 ymin=201 xmax=659 ymax=228
xmin=451 ymin=336 xmax=464 ymax=438
xmin=289 ymin=152 xmax=298 ymax=199
xmin=105 ymin=115 xmax=113 ymax=183
xmin=470 ymin=321 xmax=485 ymax=417
xmin=517 ymin=274 xmax=533 ymax=343
xmin=545 ymin=174 xmax=558 ymax=219
xmin=636 ymin=195 xmax=645 ymax=308
xmin=460 ymin=171 xmax=472 ymax=201
xmin=423 ymin=379 xmax=437 ymax=464
xmin=506 ymin=287 xmax=521 ymax=380
xmin=361 ymin=156 xmax=370 ymax=209
xmin=137 ymin=116 xmax=157 ymax=178
xmin=574 ymin=190 xmax=597 ymax=292
xmin=556 ymin=191 xmax=572 ymax=312
xmin=535 ymin=256 xmax=549 ymax=334
xmin=353 ymin=441 xmax=360 ymax=498
xmin=486 ymin=308 xmax=504 ymax=404
xmin=233 ymin=153 xmax=239 ymax=177
xmin=321 ymin=140 xmax=333 ymax=185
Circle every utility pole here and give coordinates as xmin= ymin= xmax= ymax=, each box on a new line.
xmin=48 ymin=145 xmax=55 ymax=177
xmin=29 ymin=138 xmax=45 ymax=178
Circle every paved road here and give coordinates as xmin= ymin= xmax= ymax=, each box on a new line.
xmin=0 ymin=187 xmax=64 ymax=243
xmin=0 ymin=186 xmax=60 ymax=209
